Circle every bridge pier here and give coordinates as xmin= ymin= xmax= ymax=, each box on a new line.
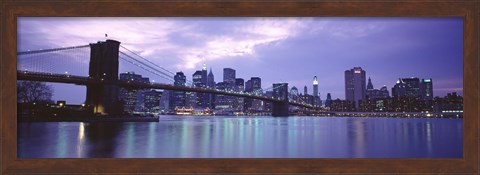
xmin=85 ymin=40 xmax=121 ymax=115
xmin=272 ymin=101 xmax=289 ymax=116
xmin=272 ymin=83 xmax=289 ymax=117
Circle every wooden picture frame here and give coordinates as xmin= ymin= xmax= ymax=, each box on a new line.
xmin=1 ymin=0 xmax=478 ymax=174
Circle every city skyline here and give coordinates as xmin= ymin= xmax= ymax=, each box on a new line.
xmin=18 ymin=17 xmax=463 ymax=104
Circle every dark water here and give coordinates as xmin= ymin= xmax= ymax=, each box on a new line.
xmin=18 ymin=116 xmax=463 ymax=158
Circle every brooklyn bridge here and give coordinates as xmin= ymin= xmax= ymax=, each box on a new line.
xmin=18 ymin=40 xmax=317 ymax=116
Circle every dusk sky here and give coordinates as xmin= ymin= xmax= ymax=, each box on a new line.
xmin=18 ymin=17 xmax=463 ymax=104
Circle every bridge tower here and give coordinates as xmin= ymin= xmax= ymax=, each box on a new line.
xmin=85 ymin=40 xmax=121 ymax=115
xmin=272 ymin=83 xmax=289 ymax=116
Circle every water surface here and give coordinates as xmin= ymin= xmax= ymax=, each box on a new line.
xmin=18 ymin=116 xmax=463 ymax=158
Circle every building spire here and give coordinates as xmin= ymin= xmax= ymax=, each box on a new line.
xmin=367 ymin=77 xmax=374 ymax=90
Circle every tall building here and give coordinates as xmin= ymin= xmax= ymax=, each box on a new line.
xmin=206 ymin=68 xmax=215 ymax=109
xmin=192 ymin=70 xmax=207 ymax=108
xmin=234 ymin=78 xmax=245 ymax=112
xmin=367 ymin=77 xmax=374 ymax=90
xmin=202 ymin=64 xmax=208 ymax=85
xmin=207 ymin=68 xmax=215 ymax=88
xmin=379 ymin=86 xmax=390 ymax=98
xmin=245 ymin=80 xmax=252 ymax=92
xmin=313 ymin=76 xmax=321 ymax=107
xmin=220 ymin=68 xmax=236 ymax=111
xmin=214 ymin=82 xmax=231 ymax=112
xmin=143 ymin=90 xmax=162 ymax=114
xmin=251 ymin=77 xmax=261 ymax=92
xmin=304 ymin=85 xmax=308 ymax=95
xmin=392 ymin=77 xmax=432 ymax=100
xmin=235 ymin=78 xmax=244 ymax=92
xmin=345 ymin=67 xmax=366 ymax=108
xmin=119 ymin=72 xmax=149 ymax=113
xmin=325 ymin=93 xmax=332 ymax=108
xmin=171 ymin=72 xmax=186 ymax=110
xmin=313 ymin=76 xmax=319 ymax=97
xmin=250 ymin=77 xmax=263 ymax=111
xmin=223 ymin=68 xmax=236 ymax=89
xmin=420 ymin=78 xmax=433 ymax=100
xmin=366 ymin=77 xmax=389 ymax=99
xmin=159 ymin=90 xmax=170 ymax=112
xmin=290 ymin=86 xmax=299 ymax=101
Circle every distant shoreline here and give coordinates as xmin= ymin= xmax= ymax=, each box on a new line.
xmin=17 ymin=112 xmax=462 ymax=122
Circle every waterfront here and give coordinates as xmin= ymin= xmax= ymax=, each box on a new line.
xmin=18 ymin=116 xmax=462 ymax=158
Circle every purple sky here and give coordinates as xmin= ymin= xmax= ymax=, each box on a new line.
xmin=18 ymin=17 xmax=463 ymax=104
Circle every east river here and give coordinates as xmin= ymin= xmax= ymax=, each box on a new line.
xmin=18 ymin=116 xmax=463 ymax=158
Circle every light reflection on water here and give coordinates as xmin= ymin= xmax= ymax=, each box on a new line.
xmin=18 ymin=116 xmax=463 ymax=158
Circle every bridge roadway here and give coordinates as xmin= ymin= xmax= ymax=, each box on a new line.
xmin=18 ymin=71 xmax=314 ymax=109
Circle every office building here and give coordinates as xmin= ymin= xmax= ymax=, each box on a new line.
xmin=234 ymin=78 xmax=245 ymax=112
xmin=325 ymin=93 xmax=332 ymax=108
xmin=171 ymin=72 xmax=186 ymax=110
xmin=223 ymin=68 xmax=236 ymax=89
xmin=143 ymin=90 xmax=162 ymax=114
xmin=420 ymin=78 xmax=433 ymax=100
xmin=250 ymin=77 xmax=263 ymax=111
xmin=290 ymin=86 xmax=299 ymax=101
xmin=192 ymin=70 xmax=208 ymax=108
xmin=313 ymin=76 xmax=321 ymax=107
xmin=366 ymin=77 xmax=389 ymax=99
xmin=392 ymin=77 xmax=433 ymax=100
xmin=119 ymin=72 xmax=149 ymax=113
xmin=207 ymin=68 xmax=215 ymax=108
xmin=345 ymin=67 xmax=366 ymax=108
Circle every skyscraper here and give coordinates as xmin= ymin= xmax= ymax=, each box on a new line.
xmin=251 ymin=77 xmax=263 ymax=111
xmin=392 ymin=77 xmax=432 ymax=100
xmin=366 ymin=78 xmax=389 ymax=100
xmin=234 ymin=78 xmax=245 ymax=112
xmin=290 ymin=86 xmax=299 ymax=101
xmin=223 ymin=68 xmax=236 ymax=89
xmin=143 ymin=90 xmax=162 ymax=114
xmin=313 ymin=75 xmax=321 ymax=107
xmin=345 ymin=67 xmax=366 ymax=108
xmin=221 ymin=68 xmax=236 ymax=111
xmin=367 ymin=77 xmax=374 ymax=90
xmin=325 ymin=93 xmax=332 ymax=108
xmin=119 ymin=72 xmax=149 ymax=113
xmin=192 ymin=70 xmax=206 ymax=108
xmin=313 ymin=76 xmax=319 ymax=97
xmin=214 ymin=82 xmax=231 ymax=113
xmin=172 ymin=72 xmax=186 ymax=110
xmin=392 ymin=78 xmax=420 ymax=98
xmin=207 ymin=68 xmax=215 ymax=88
xmin=420 ymin=78 xmax=433 ymax=100
xmin=251 ymin=77 xmax=261 ymax=92
xmin=304 ymin=85 xmax=308 ymax=95
xmin=202 ymin=64 xmax=208 ymax=85
xmin=206 ymin=68 xmax=215 ymax=108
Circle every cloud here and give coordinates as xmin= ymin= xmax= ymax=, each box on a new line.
xmin=172 ymin=18 xmax=310 ymax=70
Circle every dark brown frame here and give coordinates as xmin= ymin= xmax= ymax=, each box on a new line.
xmin=1 ymin=0 xmax=478 ymax=174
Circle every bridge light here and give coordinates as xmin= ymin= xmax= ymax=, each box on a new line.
xmin=81 ymin=104 xmax=85 ymax=107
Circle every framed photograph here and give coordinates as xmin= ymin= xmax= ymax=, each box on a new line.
xmin=2 ymin=1 xmax=479 ymax=174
